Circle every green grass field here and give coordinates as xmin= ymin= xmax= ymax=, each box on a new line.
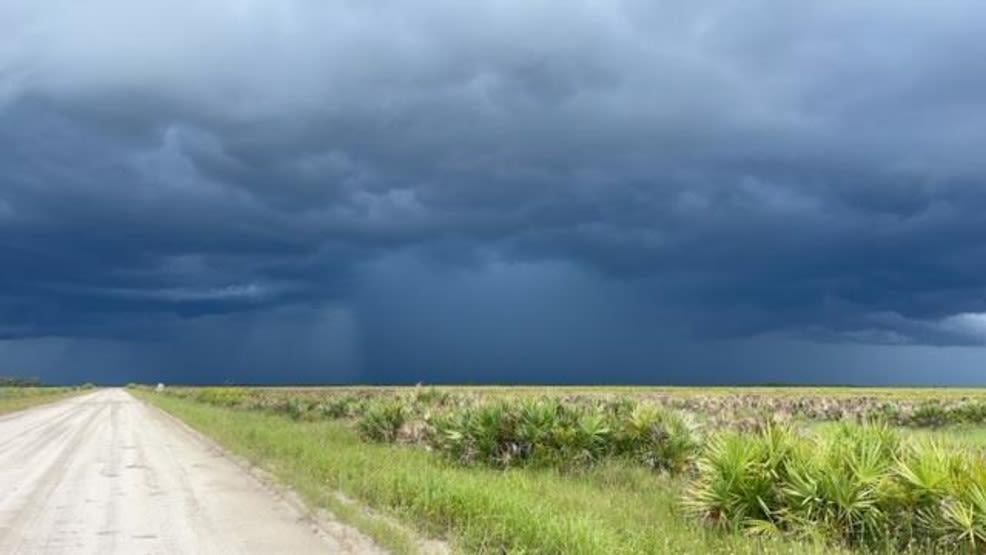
xmin=138 ymin=386 xmax=986 ymax=554
xmin=0 ymin=386 xmax=83 ymax=415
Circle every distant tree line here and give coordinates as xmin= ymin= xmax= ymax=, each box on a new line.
xmin=0 ymin=376 xmax=43 ymax=387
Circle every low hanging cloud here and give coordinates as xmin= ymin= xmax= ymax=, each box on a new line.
xmin=3 ymin=1 xmax=986 ymax=382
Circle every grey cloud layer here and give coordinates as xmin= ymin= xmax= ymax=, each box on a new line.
xmin=3 ymin=0 xmax=986 ymax=368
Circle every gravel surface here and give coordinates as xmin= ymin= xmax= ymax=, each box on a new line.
xmin=0 ymin=389 xmax=379 ymax=554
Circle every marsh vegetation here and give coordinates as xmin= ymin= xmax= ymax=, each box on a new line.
xmin=141 ymin=386 xmax=986 ymax=554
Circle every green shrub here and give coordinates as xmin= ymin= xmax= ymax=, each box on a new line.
xmin=612 ymin=404 xmax=699 ymax=473
xmin=783 ymin=424 xmax=897 ymax=546
xmin=431 ymin=400 xmax=524 ymax=466
xmin=428 ymin=397 xmax=698 ymax=473
xmin=685 ymin=423 xmax=798 ymax=531
xmin=316 ymin=394 xmax=365 ymax=419
xmin=284 ymin=396 xmax=315 ymax=420
xmin=909 ymin=402 xmax=950 ymax=428
xmin=949 ymin=403 xmax=986 ymax=425
xmin=687 ymin=420 xmax=986 ymax=551
xmin=358 ymin=400 xmax=409 ymax=442
xmin=866 ymin=400 xmax=986 ymax=428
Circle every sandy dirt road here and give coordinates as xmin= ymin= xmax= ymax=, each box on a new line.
xmin=0 ymin=389 xmax=374 ymax=554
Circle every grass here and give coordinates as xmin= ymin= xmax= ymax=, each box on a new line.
xmin=139 ymin=391 xmax=840 ymax=554
xmin=0 ymin=387 xmax=81 ymax=415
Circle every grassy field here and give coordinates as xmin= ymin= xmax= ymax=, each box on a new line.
xmin=0 ymin=386 xmax=84 ymax=415
xmin=138 ymin=385 xmax=986 ymax=554
xmin=197 ymin=384 xmax=986 ymax=399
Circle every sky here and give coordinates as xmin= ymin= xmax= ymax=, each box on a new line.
xmin=3 ymin=1 xmax=986 ymax=385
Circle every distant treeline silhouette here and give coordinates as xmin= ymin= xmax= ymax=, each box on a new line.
xmin=0 ymin=376 xmax=43 ymax=387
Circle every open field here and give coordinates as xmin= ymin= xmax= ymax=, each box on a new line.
xmin=193 ymin=384 xmax=986 ymax=398
xmin=139 ymin=385 xmax=986 ymax=554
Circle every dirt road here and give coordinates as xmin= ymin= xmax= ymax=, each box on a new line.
xmin=0 ymin=389 xmax=374 ymax=554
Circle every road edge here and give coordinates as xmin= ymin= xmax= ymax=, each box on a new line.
xmin=128 ymin=389 xmax=390 ymax=554
xmin=133 ymin=389 xmax=451 ymax=554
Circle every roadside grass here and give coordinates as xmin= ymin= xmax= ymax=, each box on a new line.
xmin=0 ymin=387 xmax=80 ymax=416
xmin=140 ymin=391 xmax=840 ymax=555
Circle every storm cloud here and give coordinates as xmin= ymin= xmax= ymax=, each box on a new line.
xmin=3 ymin=1 xmax=986 ymax=383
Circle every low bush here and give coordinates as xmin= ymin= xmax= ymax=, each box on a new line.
xmin=614 ymin=404 xmax=699 ymax=473
xmin=315 ymin=394 xmax=367 ymax=419
xmin=190 ymin=387 xmax=253 ymax=407
xmin=428 ymin=397 xmax=698 ymax=472
xmin=358 ymin=400 xmax=409 ymax=442
xmin=861 ymin=400 xmax=986 ymax=428
xmin=686 ymin=421 xmax=986 ymax=551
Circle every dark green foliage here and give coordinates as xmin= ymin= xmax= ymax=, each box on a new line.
xmin=428 ymin=397 xmax=698 ymax=472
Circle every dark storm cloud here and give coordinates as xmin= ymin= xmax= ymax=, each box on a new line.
xmin=3 ymin=0 xmax=986 ymax=382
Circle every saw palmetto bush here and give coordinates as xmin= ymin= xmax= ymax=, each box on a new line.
xmin=315 ymin=394 xmax=368 ymax=419
xmin=687 ymin=420 xmax=986 ymax=552
xmin=283 ymin=396 xmax=316 ymax=420
xmin=935 ymin=482 xmax=986 ymax=550
xmin=894 ymin=439 xmax=986 ymax=552
xmin=862 ymin=400 xmax=986 ymax=429
xmin=609 ymin=403 xmax=699 ymax=473
xmin=429 ymin=398 xmax=572 ymax=467
xmin=357 ymin=399 xmax=410 ymax=442
xmin=427 ymin=397 xmax=699 ymax=472
xmin=780 ymin=423 xmax=898 ymax=546
xmin=684 ymin=422 xmax=798 ymax=532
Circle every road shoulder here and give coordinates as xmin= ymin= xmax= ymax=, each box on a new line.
xmin=133 ymin=390 xmax=388 ymax=554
